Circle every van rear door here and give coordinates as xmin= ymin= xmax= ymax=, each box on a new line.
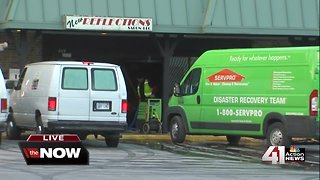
xmin=58 ymin=67 xmax=90 ymax=121
xmin=89 ymin=67 xmax=120 ymax=122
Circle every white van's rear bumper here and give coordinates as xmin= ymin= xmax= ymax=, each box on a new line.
xmin=47 ymin=121 xmax=127 ymax=134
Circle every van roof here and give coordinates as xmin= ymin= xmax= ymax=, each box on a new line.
xmin=27 ymin=61 xmax=119 ymax=67
xmin=203 ymin=46 xmax=319 ymax=54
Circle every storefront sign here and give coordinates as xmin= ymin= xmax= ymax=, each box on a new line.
xmin=65 ymin=16 xmax=152 ymax=32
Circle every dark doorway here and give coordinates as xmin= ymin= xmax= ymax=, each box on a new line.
xmin=42 ymin=33 xmax=163 ymax=125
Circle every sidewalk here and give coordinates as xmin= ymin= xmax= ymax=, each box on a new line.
xmin=119 ymin=131 xmax=261 ymax=143
xmin=86 ymin=131 xmax=233 ymax=142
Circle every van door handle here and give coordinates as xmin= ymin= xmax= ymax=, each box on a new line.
xmin=111 ymin=112 xmax=117 ymax=115
xmin=196 ymin=95 xmax=201 ymax=104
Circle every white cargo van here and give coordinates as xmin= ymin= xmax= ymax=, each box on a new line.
xmin=0 ymin=69 xmax=8 ymax=144
xmin=7 ymin=61 xmax=127 ymax=147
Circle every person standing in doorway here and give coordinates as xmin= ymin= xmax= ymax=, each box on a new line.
xmin=137 ymin=77 xmax=146 ymax=101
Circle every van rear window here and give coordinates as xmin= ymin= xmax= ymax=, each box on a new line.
xmin=92 ymin=69 xmax=117 ymax=91
xmin=62 ymin=68 xmax=88 ymax=90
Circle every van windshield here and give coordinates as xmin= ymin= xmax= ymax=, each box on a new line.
xmin=180 ymin=68 xmax=201 ymax=95
xmin=15 ymin=68 xmax=27 ymax=90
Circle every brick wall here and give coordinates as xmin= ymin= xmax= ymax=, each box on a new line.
xmin=0 ymin=31 xmax=42 ymax=78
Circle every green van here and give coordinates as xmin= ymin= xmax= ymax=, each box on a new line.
xmin=166 ymin=46 xmax=319 ymax=146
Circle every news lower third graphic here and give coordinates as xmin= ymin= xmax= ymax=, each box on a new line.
xmin=19 ymin=134 xmax=89 ymax=165
xmin=262 ymin=146 xmax=305 ymax=164
xmin=285 ymin=146 xmax=305 ymax=162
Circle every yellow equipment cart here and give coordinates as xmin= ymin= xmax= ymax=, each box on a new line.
xmin=135 ymin=98 xmax=162 ymax=134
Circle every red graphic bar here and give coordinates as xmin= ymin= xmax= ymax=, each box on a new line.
xmin=25 ymin=148 xmax=40 ymax=158
xmin=27 ymin=134 xmax=80 ymax=142
xmin=23 ymin=148 xmax=30 ymax=158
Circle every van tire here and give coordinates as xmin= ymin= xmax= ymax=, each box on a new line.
xmin=266 ymin=122 xmax=291 ymax=147
xmin=226 ymin=135 xmax=241 ymax=145
xmin=0 ymin=133 xmax=2 ymax=144
xmin=6 ymin=114 xmax=21 ymax=140
xmin=78 ymin=134 xmax=87 ymax=140
xmin=105 ymin=135 xmax=120 ymax=147
xmin=35 ymin=125 xmax=44 ymax=134
xmin=35 ymin=115 xmax=45 ymax=134
xmin=170 ymin=116 xmax=186 ymax=144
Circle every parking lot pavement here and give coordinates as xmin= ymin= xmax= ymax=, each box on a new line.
xmin=0 ymin=133 xmax=319 ymax=180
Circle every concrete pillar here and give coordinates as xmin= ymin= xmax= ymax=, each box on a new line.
xmin=154 ymin=35 xmax=181 ymax=132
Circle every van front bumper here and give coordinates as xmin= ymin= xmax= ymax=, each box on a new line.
xmin=0 ymin=121 xmax=6 ymax=132
xmin=47 ymin=121 xmax=127 ymax=134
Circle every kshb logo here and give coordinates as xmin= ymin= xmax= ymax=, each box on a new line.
xmin=262 ymin=146 xmax=305 ymax=164
xmin=19 ymin=134 xmax=89 ymax=165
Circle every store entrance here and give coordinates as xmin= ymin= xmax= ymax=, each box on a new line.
xmin=42 ymin=33 xmax=163 ymax=126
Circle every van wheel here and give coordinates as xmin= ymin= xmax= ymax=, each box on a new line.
xmin=105 ymin=135 xmax=120 ymax=147
xmin=266 ymin=122 xmax=291 ymax=146
xmin=0 ymin=133 xmax=2 ymax=144
xmin=226 ymin=136 xmax=241 ymax=145
xmin=170 ymin=116 xmax=186 ymax=144
xmin=142 ymin=123 xmax=150 ymax=134
xmin=35 ymin=115 xmax=45 ymax=134
xmin=6 ymin=114 xmax=21 ymax=140
xmin=78 ymin=134 xmax=87 ymax=140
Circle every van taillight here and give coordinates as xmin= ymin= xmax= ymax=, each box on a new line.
xmin=121 ymin=100 xmax=127 ymax=113
xmin=1 ymin=98 xmax=7 ymax=113
xmin=310 ymin=90 xmax=318 ymax=116
xmin=48 ymin=97 xmax=57 ymax=111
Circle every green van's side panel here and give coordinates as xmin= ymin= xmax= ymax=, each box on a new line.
xmin=169 ymin=46 xmax=319 ymax=138
xmin=316 ymin=50 xmax=320 ymax=136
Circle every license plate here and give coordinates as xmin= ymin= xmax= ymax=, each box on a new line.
xmin=94 ymin=101 xmax=111 ymax=111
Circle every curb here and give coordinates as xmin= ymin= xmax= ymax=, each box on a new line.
xmin=111 ymin=133 xmax=262 ymax=143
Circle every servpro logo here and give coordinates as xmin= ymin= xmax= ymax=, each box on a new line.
xmin=19 ymin=134 xmax=89 ymax=165
xmin=205 ymin=69 xmax=248 ymax=87
xmin=207 ymin=69 xmax=245 ymax=82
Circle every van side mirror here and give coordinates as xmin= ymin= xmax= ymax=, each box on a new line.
xmin=6 ymin=80 xmax=16 ymax=90
xmin=173 ymin=83 xmax=181 ymax=96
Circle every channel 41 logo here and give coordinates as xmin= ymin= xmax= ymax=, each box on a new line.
xmin=19 ymin=134 xmax=89 ymax=165
xmin=262 ymin=146 xmax=305 ymax=164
